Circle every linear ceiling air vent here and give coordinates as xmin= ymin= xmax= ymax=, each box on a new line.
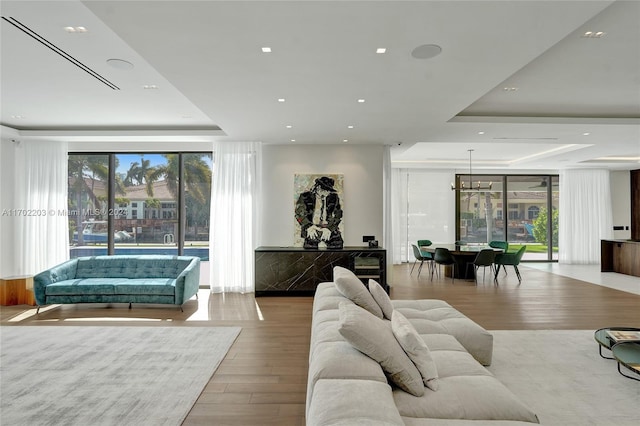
xmin=493 ymin=137 xmax=558 ymax=141
xmin=1 ymin=16 xmax=120 ymax=90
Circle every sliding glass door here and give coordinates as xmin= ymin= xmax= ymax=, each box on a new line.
xmin=455 ymin=174 xmax=559 ymax=261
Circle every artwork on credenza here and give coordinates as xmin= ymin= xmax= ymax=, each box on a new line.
xmin=293 ymin=174 xmax=344 ymax=249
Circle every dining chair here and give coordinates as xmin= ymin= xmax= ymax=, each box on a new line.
xmin=489 ymin=240 xmax=509 ymax=251
xmin=411 ymin=244 xmax=430 ymax=278
xmin=433 ymin=247 xmax=456 ymax=283
xmin=494 ymin=246 xmax=527 ymax=283
xmin=416 ymin=240 xmax=434 ymax=276
xmin=466 ymin=249 xmax=497 ymax=284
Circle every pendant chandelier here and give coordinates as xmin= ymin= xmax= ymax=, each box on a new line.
xmin=451 ymin=149 xmax=493 ymax=191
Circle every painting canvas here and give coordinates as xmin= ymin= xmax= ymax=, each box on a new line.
xmin=294 ymin=174 xmax=344 ymax=249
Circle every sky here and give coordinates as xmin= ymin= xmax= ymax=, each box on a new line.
xmin=115 ymin=153 xmax=212 ymax=176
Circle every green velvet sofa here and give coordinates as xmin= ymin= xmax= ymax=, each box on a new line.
xmin=33 ymin=255 xmax=200 ymax=312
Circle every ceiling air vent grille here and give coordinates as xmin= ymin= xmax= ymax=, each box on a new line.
xmin=1 ymin=16 xmax=120 ymax=90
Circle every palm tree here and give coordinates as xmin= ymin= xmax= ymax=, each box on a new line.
xmin=124 ymin=156 xmax=154 ymax=187
xmin=68 ymin=155 xmax=126 ymax=245
xmin=145 ymin=154 xmax=212 ymax=239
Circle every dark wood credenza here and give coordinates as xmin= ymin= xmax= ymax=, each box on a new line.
xmin=255 ymin=246 xmax=387 ymax=296
xmin=601 ymin=239 xmax=640 ymax=277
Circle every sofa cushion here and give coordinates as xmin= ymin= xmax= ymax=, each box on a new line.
xmin=369 ymin=279 xmax=394 ymax=320
xmin=338 ymin=302 xmax=425 ymax=397
xmin=75 ymin=256 xmax=190 ymax=279
xmin=333 ymin=266 xmax=383 ymax=318
xmin=393 ymin=375 xmax=539 ymax=423
xmin=394 ymin=304 xmax=494 ymax=366
xmin=44 ymin=278 xmax=177 ymax=296
xmin=308 ymin=379 xmax=404 ymax=426
xmin=45 ymin=279 xmax=116 ymax=296
xmin=391 ymin=310 xmax=439 ymax=391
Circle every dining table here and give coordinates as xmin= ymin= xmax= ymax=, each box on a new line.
xmin=419 ymin=244 xmax=503 ymax=280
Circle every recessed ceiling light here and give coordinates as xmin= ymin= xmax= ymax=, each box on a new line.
xmin=278 ymin=98 xmax=286 ymax=102
xmin=286 ymin=125 xmax=292 ymax=129
xmin=347 ymin=125 xmax=354 ymax=129
xmin=343 ymin=139 xmax=348 ymax=143
xmin=261 ymin=47 xmax=272 ymax=53
xmin=143 ymin=84 xmax=159 ymax=90
xmin=478 ymin=131 xmax=485 ymax=135
xmin=583 ymin=132 xmax=590 ymax=136
xmin=376 ymin=48 xmax=386 ymax=54
xmin=64 ymin=26 xmax=88 ymax=33
xmin=357 ymin=99 xmax=365 ymax=103
xmin=11 ymin=114 xmax=25 ymax=119
xmin=290 ymin=139 xmax=296 ymax=142
xmin=582 ymin=31 xmax=606 ymax=38
xmin=503 ymin=87 xmax=519 ymax=92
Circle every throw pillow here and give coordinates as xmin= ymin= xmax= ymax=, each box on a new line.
xmin=338 ymin=302 xmax=425 ymax=396
xmin=333 ymin=266 xmax=383 ymax=318
xmin=391 ymin=310 xmax=439 ymax=391
xmin=369 ymin=279 xmax=393 ymax=320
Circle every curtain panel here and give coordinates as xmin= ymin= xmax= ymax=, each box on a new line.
xmin=383 ymin=146 xmax=394 ymax=272
xmin=209 ymin=141 xmax=262 ymax=293
xmin=559 ymin=169 xmax=612 ymax=264
xmin=15 ymin=140 xmax=69 ymax=275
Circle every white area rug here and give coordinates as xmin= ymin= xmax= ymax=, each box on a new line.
xmin=489 ymin=330 xmax=640 ymax=426
xmin=0 ymin=326 xmax=241 ymax=426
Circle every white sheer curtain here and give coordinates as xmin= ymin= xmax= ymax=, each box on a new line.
xmin=210 ymin=141 xmax=262 ymax=293
xmin=391 ymin=168 xmax=408 ymax=264
xmin=559 ymin=169 xmax=612 ymax=264
xmin=382 ymin=146 xmax=394 ymax=274
xmin=15 ymin=140 xmax=69 ymax=275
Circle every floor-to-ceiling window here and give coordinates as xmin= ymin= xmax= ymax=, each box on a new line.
xmin=68 ymin=152 xmax=212 ymax=259
xmin=455 ymin=174 xmax=559 ymax=261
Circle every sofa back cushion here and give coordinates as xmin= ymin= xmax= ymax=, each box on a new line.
xmin=75 ymin=256 xmax=192 ymax=279
xmin=338 ymin=302 xmax=425 ymax=397
xmin=333 ymin=266 xmax=383 ymax=318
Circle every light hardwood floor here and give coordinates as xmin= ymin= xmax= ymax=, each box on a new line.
xmin=1 ymin=264 xmax=639 ymax=425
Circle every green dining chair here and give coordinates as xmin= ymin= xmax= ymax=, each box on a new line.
xmin=489 ymin=240 xmax=509 ymax=251
xmin=434 ymin=247 xmax=456 ymax=283
xmin=416 ymin=240 xmax=434 ymax=276
xmin=466 ymin=249 xmax=497 ymax=285
xmin=411 ymin=244 xmax=431 ymax=278
xmin=494 ymin=246 xmax=527 ymax=283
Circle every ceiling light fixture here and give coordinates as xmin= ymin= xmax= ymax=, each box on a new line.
xmin=11 ymin=114 xmax=25 ymax=119
xmin=503 ymin=87 xmax=519 ymax=92
xmin=143 ymin=84 xmax=159 ymax=89
xmin=347 ymin=125 xmax=354 ymax=129
xmin=64 ymin=26 xmax=87 ymax=33
xmin=278 ymin=98 xmax=285 ymax=102
xmin=343 ymin=139 xmax=348 ymax=143
xmin=451 ymin=149 xmax=492 ymax=192
xmin=286 ymin=125 xmax=292 ymax=129
xmin=583 ymin=132 xmax=590 ymax=136
xmin=261 ymin=47 xmax=272 ymax=53
xmin=357 ymin=99 xmax=365 ymax=103
xmin=376 ymin=48 xmax=386 ymax=54
xmin=478 ymin=131 xmax=485 ymax=135
xmin=582 ymin=31 xmax=606 ymax=38
xmin=290 ymin=139 xmax=296 ymax=142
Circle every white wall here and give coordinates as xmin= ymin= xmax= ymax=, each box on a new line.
xmin=0 ymin=139 xmax=17 ymax=277
xmin=261 ymin=144 xmax=384 ymax=247
xmin=610 ymin=170 xmax=631 ymax=240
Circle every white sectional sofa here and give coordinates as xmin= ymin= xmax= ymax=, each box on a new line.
xmin=306 ymin=267 xmax=539 ymax=426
